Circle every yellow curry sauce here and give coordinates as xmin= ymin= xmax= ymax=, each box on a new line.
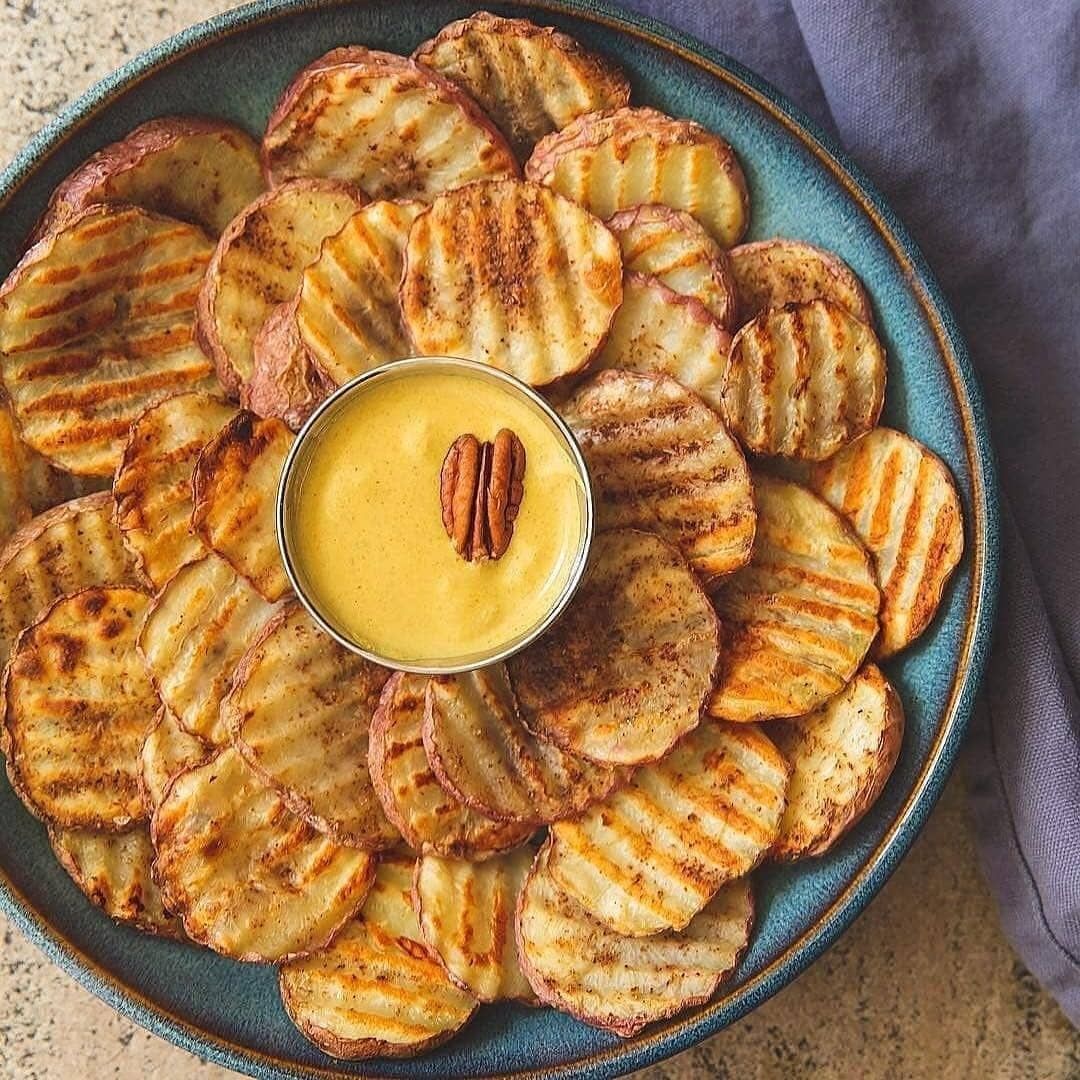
xmin=289 ymin=367 xmax=587 ymax=665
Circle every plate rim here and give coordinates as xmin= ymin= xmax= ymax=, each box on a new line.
xmin=0 ymin=1 xmax=1000 ymax=1077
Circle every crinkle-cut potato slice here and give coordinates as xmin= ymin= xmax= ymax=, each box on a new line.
xmin=560 ymin=370 xmax=755 ymax=584
xmin=138 ymin=554 xmax=284 ymax=744
xmin=423 ymin=667 xmax=624 ymax=827
xmin=769 ymin=664 xmax=903 ymax=861
xmin=526 ymin=106 xmax=750 ymax=247
xmin=710 ymin=474 xmax=881 ymax=723
xmin=152 ymin=746 xmax=376 ymax=962
xmin=400 ymin=179 xmax=622 ymax=388
xmin=722 ymin=299 xmax=886 ymax=461
xmin=262 ymin=46 xmax=518 ymax=198
xmin=414 ymin=847 xmax=536 ymax=1003
xmin=413 ymin=12 xmax=631 ymax=160
xmin=548 ymin=720 xmax=787 ymax=936
xmin=607 ymin=204 xmax=737 ymax=328
xmin=225 ymin=603 xmax=398 ymax=849
xmin=0 ymin=204 xmax=219 ymax=476
xmin=507 ymin=529 xmax=719 ymax=767
xmin=4 ymin=587 xmax=155 ymax=831
xmin=191 ymin=411 xmax=293 ymax=602
xmin=31 ymin=116 xmax=265 ymax=242
xmin=296 ymin=199 xmax=423 ymax=387
xmin=280 ymin=856 xmax=477 ymax=1060
xmin=729 ymin=238 xmax=872 ymax=326
xmin=368 ymin=672 xmax=535 ymax=860
xmin=592 ymin=273 xmax=731 ymax=412
xmin=49 ymin=824 xmax=182 ymax=936
xmin=113 ymin=391 xmax=237 ymax=589
xmin=195 ymin=179 xmax=365 ymax=396
xmin=516 ymin=842 xmax=754 ymax=1036
xmin=806 ymin=427 xmax=964 ymax=657
xmin=139 ymin=706 xmax=210 ymax=814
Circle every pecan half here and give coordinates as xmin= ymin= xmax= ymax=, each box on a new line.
xmin=440 ymin=429 xmax=526 ymax=561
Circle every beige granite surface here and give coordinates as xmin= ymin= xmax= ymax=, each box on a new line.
xmin=0 ymin=2 xmax=1077 ymax=1077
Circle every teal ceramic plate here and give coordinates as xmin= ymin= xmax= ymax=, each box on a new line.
xmin=0 ymin=2 xmax=998 ymax=1077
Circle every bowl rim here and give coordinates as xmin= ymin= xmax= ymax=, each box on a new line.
xmin=0 ymin=1 xmax=1000 ymax=1078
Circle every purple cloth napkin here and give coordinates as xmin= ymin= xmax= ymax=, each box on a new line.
xmin=620 ymin=0 xmax=1080 ymax=1025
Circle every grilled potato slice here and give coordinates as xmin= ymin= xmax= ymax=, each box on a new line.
xmin=190 ymin=411 xmax=293 ymax=602
xmin=769 ymin=664 xmax=903 ymax=860
xmin=4 ymin=587 xmax=155 ymax=830
xmin=548 ymin=721 xmax=786 ymax=935
xmin=806 ymin=427 xmax=964 ymax=657
xmin=710 ymin=475 xmax=881 ymax=723
xmin=195 ymin=179 xmax=365 ymax=395
xmin=0 ymin=204 xmax=218 ymax=476
xmin=729 ymin=238 xmax=872 ymax=325
xmin=560 ymin=371 xmax=755 ymax=583
xmin=368 ymin=672 xmax=535 ymax=859
xmin=507 ymin=529 xmax=719 ymax=766
xmin=225 ymin=603 xmax=397 ymax=849
xmin=31 ymin=116 xmax=264 ymax=241
xmin=138 ymin=706 xmax=210 ymax=814
xmin=413 ymin=12 xmax=631 ymax=160
xmin=593 ymin=273 xmax=731 ymax=412
xmin=516 ymin=842 xmax=754 ymax=1036
xmin=414 ymin=848 xmax=536 ymax=1003
xmin=113 ymin=391 xmax=237 ymax=589
xmin=49 ymin=824 xmax=182 ymax=936
xmin=280 ymin=856 xmax=477 ymax=1059
xmin=526 ymin=106 xmax=749 ymax=246
xmin=138 ymin=554 xmax=284 ymax=744
xmin=722 ymin=300 xmax=886 ymax=461
xmin=152 ymin=746 xmax=376 ymax=961
xmin=0 ymin=493 xmax=136 ymax=685
xmin=607 ymin=204 xmax=737 ymax=327
xmin=262 ymin=46 xmax=518 ymax=197
xmin=423 ymin=667 xmax=624 ymax=827
xmin=400 ymin=179 xmax=622 ymax=387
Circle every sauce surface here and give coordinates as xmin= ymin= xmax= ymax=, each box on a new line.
xmin=289 ymin=368 xmax=587 ymax=665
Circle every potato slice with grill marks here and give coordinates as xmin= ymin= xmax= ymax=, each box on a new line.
xmin=592 ymin=273 xmax=731 ymax=412
xmin=547 ymin=721 xmax=787 ymax=936
xmin=262 ymin=46 xmax=518 ymax=198
xmin=195 ymin=179 xmax=366 ymax=396
xmin=516 ymin=842 xmax=754 ymax=1036
xmin=279 ymin=856 xmax=477 ymax=1059
xmin=152 ymin=746 xmax=376 ymax=962
xmin=4 ymin=587 xmax=155 ymax=831
xmin=0 ymin=204 xmax=219 ymax=476
xmin=400 ymin=179 xmax=622 ymax=388
xmin=138 ymin=554 xmax=284 ymax=744
xmin=507 ymin=529 xmax=719 ymax=767
xmin=709 ymin=475 xmax=881 ymax=723
xmin=113 ymin=391 xmax=237 ymax=589
xmin=368 ymin=672 xmax=534 ymax=860
xmin=225 ymin=603 xmax=398 ymax=849
xmin=413 ymin=12 xmax=630 ymax=160
xmin=526 ymin=106 xmax=749 ymax=246
xmin=423 ymin=667 xmax=624 ymax=827
xmin=414 ymin=848 xmax=536 ymax=1003
xmin=607 ymin=204 xmax=737 ymax=328
xmin=729 ymin=238 xmax=872 ymax=325
xmin=806 ymin=427 xmax=964 ymax=657
xmin=49 ymin=824 xmax=182 ymax=936
xmin=769 ymin=664 xmax=904 ymax=860
xmin=722 ymin=299 xmax=886 ymax=461
xmin=560 ymin=370 xmax=755 ymax=584
xmin=31 ymin=116 xmax=265 ymax=242
xmin=138 ymin=706 xmax=210 ymax=814
xmin=191 ymin=411 xmax=293 ymax=602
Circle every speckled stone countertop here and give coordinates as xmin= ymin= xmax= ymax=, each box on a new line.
xmin=0 ymin=3 xmax=1078 ymax=1078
